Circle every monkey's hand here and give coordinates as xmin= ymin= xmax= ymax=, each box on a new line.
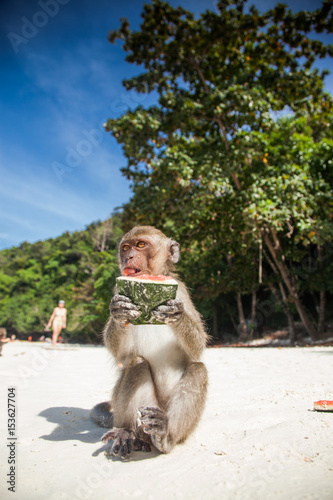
xmin=110 ymin=294 xmax=141 ymax=324
xmin=152 ymin=299 xmax=184 ymax=325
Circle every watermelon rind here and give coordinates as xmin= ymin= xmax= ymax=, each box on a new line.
xmin=116 ymin=276 xmax=178 ymax=325
xmin=313 ymin=400 xmax=333 ymax=412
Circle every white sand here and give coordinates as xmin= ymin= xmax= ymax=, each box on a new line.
xmin=0 ymin=340 xmax=332 ymax=500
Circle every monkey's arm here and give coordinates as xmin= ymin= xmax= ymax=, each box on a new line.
xmin=103 ymin=294 xmax=141 ymax=357
xmin=152 ymin=281 xmax=208 ymax=359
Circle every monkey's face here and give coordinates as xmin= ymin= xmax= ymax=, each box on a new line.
xmin=119 ymin=227 xmax=180 ymax=277
xmin=119 ymin=236 xmax=165 ymax=276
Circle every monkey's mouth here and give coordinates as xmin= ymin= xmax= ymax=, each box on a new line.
xmin=123 ymin=267 xmax=141 ymax=276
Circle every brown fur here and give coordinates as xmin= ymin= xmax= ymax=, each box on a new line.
xmin=91 ymin=226 xmax=208 ymax=458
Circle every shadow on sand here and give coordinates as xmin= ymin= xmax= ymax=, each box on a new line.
xmin=38 ymin=406 xmax=159 ymax=461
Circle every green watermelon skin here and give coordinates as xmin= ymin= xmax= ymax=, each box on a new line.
xmin=116 ymin=276 xmax=178 ymax=325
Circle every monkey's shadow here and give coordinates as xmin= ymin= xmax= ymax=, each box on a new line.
xmin=38 ymin=406 xmax=159 ymax=461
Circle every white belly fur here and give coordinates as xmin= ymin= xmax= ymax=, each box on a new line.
xmin=125 ymin=324 xmax=186 ymax=394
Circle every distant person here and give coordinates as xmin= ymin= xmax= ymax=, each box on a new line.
xmin=47 ymin=300 xmax=67 ymax=346
xmin=0 ymin=327 xmax=10 ymax=356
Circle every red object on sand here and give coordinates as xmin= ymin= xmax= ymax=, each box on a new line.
xmin=313 ymin=400 xmax=333 ymax=411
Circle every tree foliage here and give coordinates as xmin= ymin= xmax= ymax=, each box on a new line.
xmin=105 ymin=0 xmax=333 ymax=341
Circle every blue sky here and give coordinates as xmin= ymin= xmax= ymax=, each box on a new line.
xmin=0 ymin=0 xmax=332 ymax=250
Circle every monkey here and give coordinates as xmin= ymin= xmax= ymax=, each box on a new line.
xmin=91 ymin=226 xmax=208 ymax=458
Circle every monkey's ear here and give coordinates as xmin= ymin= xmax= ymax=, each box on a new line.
xmin=169 ymin=240 xmax=180 ymax=264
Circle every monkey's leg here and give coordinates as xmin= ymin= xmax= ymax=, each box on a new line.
xmin=103 ymin=356 xmax=158 ymax=458
xmin=138 ymin=361 xmax=208 ymax=454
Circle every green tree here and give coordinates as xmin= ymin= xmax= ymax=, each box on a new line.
xmin=105 ymin=0 xmax=333 ymax=340
xmin=0 ymin=216 xmax=122 ymax=341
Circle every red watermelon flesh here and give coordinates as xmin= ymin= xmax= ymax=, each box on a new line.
xmin=313 ymin=400 xmax=333 ymax=411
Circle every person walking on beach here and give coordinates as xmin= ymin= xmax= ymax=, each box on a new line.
xmin=47 ymin=300 xmax=67 ymax=346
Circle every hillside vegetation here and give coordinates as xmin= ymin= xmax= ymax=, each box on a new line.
xmin=0 ymin=217 xmax=122 ymax=342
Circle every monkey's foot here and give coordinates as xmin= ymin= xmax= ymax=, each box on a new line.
xmin=102 ymin=428 xmax=151 ymax=458
xmin=133 ymin=438 xmax=151 ymax=453
xmin=137 ymin=407 xmax=173 ymax=453
xmin=137 ymin=406 xmax=168 ymax=437
xmin=102 ymin=428 xmax=136 ymax=459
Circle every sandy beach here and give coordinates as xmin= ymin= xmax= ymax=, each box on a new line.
xmin=0 ymin=340 xmax=332 ymax=500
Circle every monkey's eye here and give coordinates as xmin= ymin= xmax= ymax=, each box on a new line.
xmin=137 ymin=241 xmax=147 ymax=248
xmin=122 ymin=244 xmax=130 ymax=252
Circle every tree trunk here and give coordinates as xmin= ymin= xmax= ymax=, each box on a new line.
xmin=262 ymin=249 xmax=296 ymax=344
xmin=263 ymin=230 xmax=318 ymax=341
xmin=100 ymin=227 xmax=107 ymax=252
xmin=268 ymin=281 xmax=296 ymax=345
xmin=213 ymin=302 xmax=219 ymax=340
xmin=318 ymin=290 xmax=326 ymax=336
xmin=226 ymin=302 xmax=238 ymax=334
xmin=236 ymin=293 xmax=247 ymax=342
xmin=250 ymin=286 xmax=256 ymax=341
xmin=318 ymin=245 xmax=326 ymax=336
xmin=278 ymin=282 xmax=296 ymax=345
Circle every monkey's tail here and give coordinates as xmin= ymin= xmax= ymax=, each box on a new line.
xmin=91 ymin=401 xmax=114 ymax=428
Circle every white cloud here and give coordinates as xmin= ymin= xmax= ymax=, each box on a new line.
xmin=1 ymin=166 xmax=105 ymax=225
xmin=0 ymin=210 xmax=36 ymax=231
xmin=23 ymin=39 xmax=124 ymax=111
